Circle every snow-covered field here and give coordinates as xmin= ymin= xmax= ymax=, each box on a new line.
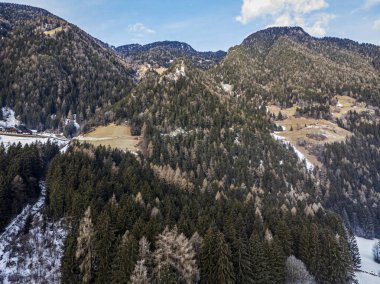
xmin=272 ymin=132 xmax=314 ymax=171
xmin=0 ymin=133 xmax=69 ymax=150
xmin=356 ymin=236 xmax=380 ymax=283
xmin=0 ymin=107 xmax=20 ymax=128
xmin=0 ymin=183 xmax=67 ymax=284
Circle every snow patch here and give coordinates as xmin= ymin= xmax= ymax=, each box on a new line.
xmin=167 ymin=62 xmax=186 ymax=81
xmin=0 ymin=107 xmax=20 ymax=128
xmin=355 ymin=237 xmax=380 ymax=283
xmin=65 ymin=117 xmax=80 ymax=130
xmin=272 ymin=133 xmax=314 ymax=171
xmin=161 ymin=128 xmax=187 ymax=138
xmin=0 ymin=134 xmax=69 ymax=150
xmin=0 ymin=183 xmax=67 ymax=283
xmin=221 ymin=83 xmax=233 ymax=94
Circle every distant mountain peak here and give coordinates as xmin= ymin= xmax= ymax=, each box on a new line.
xmin=116 ymin=41 xmax=226 ymax=69
xmin=242 ymin=26 xmax=311 ymax=48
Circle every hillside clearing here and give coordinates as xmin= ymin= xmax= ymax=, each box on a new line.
xmin=76 ymin=124 xmax=141 ymax=152
xmin=356 ymin=237 xmax=380 ymax=283
xmin=331 ymin=95 xmax=370 ymax=118
xmin=43 ymin=26 xmax=68 ymax=36
xmin=268 ymin=104 xmax=352 ymax=168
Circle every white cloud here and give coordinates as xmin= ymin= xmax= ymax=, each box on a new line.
xmin=305 ymin=13 xmax=336 ymax=36
xmin=272 ymin=14 xmax=294 ymax=26
xmin=373 ymin=19 xmax=380 ymax=29
xmin=128 ymin=23 xmax=156 ymax=34
xmin=236 ymin=0 xmax=334 ymax=36
xmin=236 ymin=0 xmax=329 ymax=24
xmin=364 ymin=0 xmax=380 ymax=9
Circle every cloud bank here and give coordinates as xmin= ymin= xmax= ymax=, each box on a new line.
xmin=128 ymin=23 xmax=156 ymax=35
xmin=236 ymin=0 xmax=335 ymax=36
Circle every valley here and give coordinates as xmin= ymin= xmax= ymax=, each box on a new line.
xmin=0 ymin=2 xmax=380 ymax=283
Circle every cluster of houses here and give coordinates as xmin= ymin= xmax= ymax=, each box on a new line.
xmin=0 ymin=125 xmax=34 ymax=135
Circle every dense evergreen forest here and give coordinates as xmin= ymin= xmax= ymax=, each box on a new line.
xmin=322 ymin=111 xmax=380 ymax=238
xmin=46 ymin=144 xmax=358 ymax=283
xmin=116 ymin=41 xmax=226 ymax=69
xmin=2 ymin=3 xmax=380 ymax=283
xmin=0 ymin=3 xmax=134 ymax=131
xmin=0 ymin=141 xmax=59 ymax=231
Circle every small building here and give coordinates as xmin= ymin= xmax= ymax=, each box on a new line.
xmin=5 ymin=127 xmax=18 ymax=133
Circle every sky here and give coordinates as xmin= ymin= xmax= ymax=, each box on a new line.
xmin=2 ymin=0 xmax=380 ymax=51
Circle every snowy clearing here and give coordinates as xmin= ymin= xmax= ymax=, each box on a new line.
xmin=0 ymin=183 xmax=67 ymax=284
xmin=161 ymin=128 xmax=187 ymax=138
xmin=0 ymin=133 xmax=69 ymax=150
xmin=0 ymin=107 xmax=20 ymax=128
xmin=272 ymin=132 xmax=314 ymax=171
xmin=356 ymin=236 xmax=380 ymax=283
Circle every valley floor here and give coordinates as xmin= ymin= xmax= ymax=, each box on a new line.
xmin=0 ymin=183 xmax=67 ymax=284
xmin=0 ymin=133 xmax=69 ymax=150
xmin=356 ymin=236 xmax=380 ymax=283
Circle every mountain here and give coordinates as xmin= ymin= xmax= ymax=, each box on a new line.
xmin=0 ymin=3 xmax=135 ymax=132
xmin=1 ymin=4 xmax=378 ymax=283
xmin=219 ymin=26 xmax=380 ymax=107
xmin=218 ymin=26 xmax=380 ymax=239
xmin=116 ymin=41 xmax=226 ymax=69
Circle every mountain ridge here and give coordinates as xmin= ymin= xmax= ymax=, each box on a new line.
xmin=116 ymin=40 xmax=226 ymax=69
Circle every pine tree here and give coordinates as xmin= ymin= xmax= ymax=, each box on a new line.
xmin=200 ymin=228 xmax=235 ymax=283
xmin=96 ymin=210 xmax=115 ymax=283
xmin=299 ymin=226 xmax=310 ymax=265
xmin=232 ymin=237 xmax=253 ymax=283
xmin=308 ymin=224 xmax=320 ymax=277
xmin=275 ymin=220 xmax=293 ymax=256
xmin=266 ymin=238 xmax=286 ymax=284
xmin=372 ymin=240 xmax=380 ymax=263
xmin=75 ymin=207 xmax=94 ymax=284
xmin=318 ymin=232 xmax=347 ymax=283
xmin=249 ymin=233 xmax=268 ymax=284
xmin=347 ymin=231 xmax=361 ymax=270
xmin=111 ymin=231 xmax=139 ymax=283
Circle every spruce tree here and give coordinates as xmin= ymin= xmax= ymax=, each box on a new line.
xmin=347 ymin=231 xmax=361 ymax=270
xmin=200 ymin=228 xmax=235 ymax=283
xmin=111 ymin=231 xmax=139 ymax=283
xmin=233 ymin=237 xmax=253 ymax=283
xmin=308 ymin=224 xmax=320 ymax=276
xmin=299 ymin=226 xmax=310 ymax=266
xmin=249 ymin=233 xmax=268 ymax=284
xmin=266 ymin=238 xmax=286 ymax=284
xmin=275 ymin=220 xmax=293 ymax=256
xmin=96 ymin=210 xmax=115 ymax=283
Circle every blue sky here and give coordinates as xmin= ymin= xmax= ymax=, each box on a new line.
xmin=3 ymin=0 xmax=380 ymax=51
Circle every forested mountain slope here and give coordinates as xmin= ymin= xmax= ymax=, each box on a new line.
xmin=1 ymin=3 xmax=378 ymax=283
xmin=47 ymin=144 xmax=356 ymax=283
xmin=0 ymin=3 xmax=135 ymax=131
xmin=116 ymin=41 xmax=226 ymax=69
xmin=216 ymin=26 xmax=380 ymax=239
xmin=218 ymin=27 xmax=380 ymax=108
